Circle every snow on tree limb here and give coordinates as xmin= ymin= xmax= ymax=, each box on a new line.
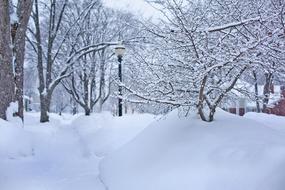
xmin=207 ymin=17 xmax=261 ymax=33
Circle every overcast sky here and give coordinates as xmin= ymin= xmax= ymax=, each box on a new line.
xmin=102 ymin=0 xmax=160 ymax=19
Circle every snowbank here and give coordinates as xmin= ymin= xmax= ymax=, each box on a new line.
xmin=244 ymin=112 xmax=285 ymax=132
xmin=72 ymin=112 xmax=157 ymax=156
xmin=0 ymin=113 xmax=105 ymax=190
xmin=101 ymin=109 xmax=285 ymax=190
xmin=0 ymin=112 xmax=157 ymax=190
xmin=0 ymin=119 xmax=33 ymax=159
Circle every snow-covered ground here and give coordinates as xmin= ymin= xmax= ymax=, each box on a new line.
xmin=0 ymin=112 xmax=156 ymax=190
xmin=244 ymin=112 xmax=285 ymax=133
xmin=101 ymin=110 xmax=285 ymax=190
xmin=1 ymin=110 xmax=285 ymax=190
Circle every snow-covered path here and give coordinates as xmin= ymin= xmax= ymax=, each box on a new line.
xmin=1 ymin=111 xmax=285 ymax=190
xmin=0 ymin=120 xmax=105 ymax=190
xmin=0 ymin=112 xmax=156 ymax=190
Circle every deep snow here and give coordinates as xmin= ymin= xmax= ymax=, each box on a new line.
xmin=0 ymin=112 xmax=156 ymax=190
xmin=0 ymin=110 xmax=285 ymax=190
xmin=101 ymin=110 xmax=285 ymax=190
xmin=244 ymin=112 xmax=285 ymax=133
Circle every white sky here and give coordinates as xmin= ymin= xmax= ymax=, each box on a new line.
xmin=103 ymin=0 xmax=160 ymax=19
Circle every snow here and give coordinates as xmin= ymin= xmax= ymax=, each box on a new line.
xmin=10 ymin=12 xmax=18 ymax=24
xmin=73 ymin=112 xmax=155 ymax=156
xmin=1 ymin=110 xmax=285 ymax=190
xmin=101 ymin=109 xmax=285 ymax=190
xmin=207 ymin=17 xmax=260 ymax=32
xmin=6 ymin=102 xmax=21 ymax=124
xmin=244 ymin=112 xmax=285 ymax=132
xmin=0 ymin=112 xmax=157 ymax=190
xmin=0 ymin=120 xmax=32 ymax=159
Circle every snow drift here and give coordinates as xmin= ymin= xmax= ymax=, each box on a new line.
xmin=245 ymin=112 xmax=285 ymax=132
xmin=0 ymin=119 xmax=33 ymax=159
xmin=73 ymin=112 xmax=156 ymax=156
xmin=0 ymin=112 xmax=157 ymax=190
xmin=101 ymin=109 xmax=285 ymax=190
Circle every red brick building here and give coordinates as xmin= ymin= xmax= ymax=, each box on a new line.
xmin=226 ymin=85 xmax=285 ymax=117
xmin=264 ymin=86 xmax=285 ymax=116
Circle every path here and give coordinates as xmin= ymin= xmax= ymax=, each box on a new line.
xmin=0 ymin=113 xmax=156 ymax=190
xmin=0 ymin=118 xmax=105 ymax=190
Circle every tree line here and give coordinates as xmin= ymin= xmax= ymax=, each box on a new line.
xmin=0 ymin=0 xmax=284 ymax=123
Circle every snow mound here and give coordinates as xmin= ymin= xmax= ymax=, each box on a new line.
xmin=71 ymin=112 xmax=114 ymax=131
xmin=244 ymin=112 xmax=285 ymax=132
xmin=0 ymin=119 xmax=33 ymax=159
xmin=0 ymin=112 xmax=157 ymax=190
xmin=101 ymin=109 xmax=285 ymax=190
xmin=72 ymin=112 xmax=157 ymax=156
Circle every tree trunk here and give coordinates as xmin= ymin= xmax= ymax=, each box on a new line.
xmin=13 ymin=0 xmax=33 ymax=120
xmin=198 ymin=66 xmax=247 ymax=122
xmin=98 ymin=50 xmax=106 ymax=112
xmin=71 ymin=97 xmax=77 ymax=115
xmin=262 ymin=72 xmax=273 ymax=111
xmin=208 ymin=108 xmax=215 ymax=122
xmin=84 ymin=107 xmax=91 ymax=116
xmin=197 ymin=76 xmax=208 ymax=121
xmin=34 ymin=0 xmax=47 ymax=122
xmin=252 ymin=71 xmax=261 ymax=112
xmin=72 ymin=105 xmax=77 ymax=115
xmin=0 ymin=0 xmax=14 ymax=120
xmin=40 ymin=95 xmax=51 ymax=122
xmin=99 ymin=98 xmax=103 ymax=112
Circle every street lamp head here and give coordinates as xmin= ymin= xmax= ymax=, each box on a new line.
xmin=115 ymin=44 xmax=126 ymax=58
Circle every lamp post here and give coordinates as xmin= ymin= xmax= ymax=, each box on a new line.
xmin=115 ymin=44 xmax=126 ymax=117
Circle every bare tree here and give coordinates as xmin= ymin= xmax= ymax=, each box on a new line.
xmin=121 ymin=0 xmax=284 ymax=121
xmin=12 ymin=0 xmax=33 ymax=120
xmin=28 ymin=0 xmax=118 ymax=122
xmin=61 ymin=5 xmax=113 ymax=115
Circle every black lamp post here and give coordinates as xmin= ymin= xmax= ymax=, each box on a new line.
xmin=115 ymin=44 xmax=126 ymax=117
